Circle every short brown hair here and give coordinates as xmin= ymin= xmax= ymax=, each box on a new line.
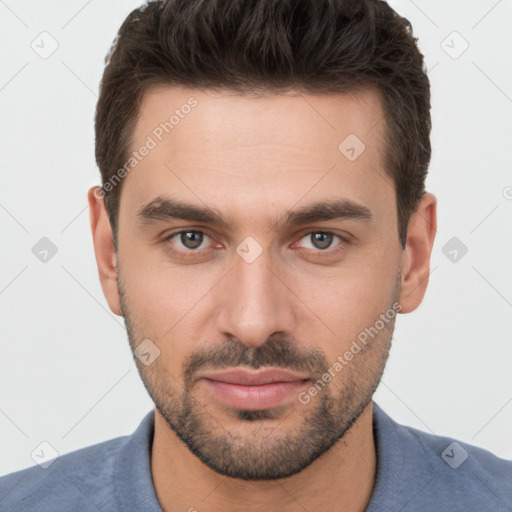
xmin=95 ymin=0 xmax=431 ymax=250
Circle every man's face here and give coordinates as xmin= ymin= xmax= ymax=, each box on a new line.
xmin=114 ymin=86 xmax=403 ymax=480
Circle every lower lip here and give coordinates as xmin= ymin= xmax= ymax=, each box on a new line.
xmin=201 ymin=378 xmax=309 ymax=410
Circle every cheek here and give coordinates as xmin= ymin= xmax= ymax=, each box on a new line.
xmin=292 ymin=257 xmax=398 ymax=355
xmin=123 ymin=271 xmax=205 ymax=337
xmin=119 ymin=256 xmax=219 ymax=360
xmin=121 ymin=237 xmax=203 ymax=312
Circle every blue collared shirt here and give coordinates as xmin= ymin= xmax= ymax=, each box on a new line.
xmin=1 ymin=402 xmax=511 ymax=511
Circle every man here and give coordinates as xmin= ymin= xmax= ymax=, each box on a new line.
xmin=1 ymin=0 xmax=511 ymax=510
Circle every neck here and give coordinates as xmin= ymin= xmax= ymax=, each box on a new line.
xmin=151 ymin=402 xmax=377 ymax=512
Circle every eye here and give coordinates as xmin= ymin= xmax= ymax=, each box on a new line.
xmin=163 ymin=229 xmax=348 ymax=259
xmin=296 ymin=231 xmax=345 ymax=252
xmin=165 ymin=230 xmax=215 ymax=253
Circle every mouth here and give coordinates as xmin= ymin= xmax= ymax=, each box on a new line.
xmin=199 ymin=367 xmax=310 ymax=410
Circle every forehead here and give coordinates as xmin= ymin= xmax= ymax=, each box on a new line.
xmin=120 ymin=85 xmax=394 ymax=227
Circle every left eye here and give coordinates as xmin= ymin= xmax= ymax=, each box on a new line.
xmin=296 ymin=232 xmax=343 ymax=251
xmin=166 ymin=230 xmax=212 ymax=251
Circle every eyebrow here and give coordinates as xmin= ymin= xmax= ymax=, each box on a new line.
xmin=137 ymin=195 xmax=373 ymax=230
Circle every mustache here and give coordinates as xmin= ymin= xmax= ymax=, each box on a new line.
xmin=182 ymin=335 xmax=330 ymax=386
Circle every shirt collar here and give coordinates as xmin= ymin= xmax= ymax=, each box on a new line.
xmin=366 ymin=401 xmax=405 ymax=510
xmin=114 ymin=410 xmax=162 ymax=512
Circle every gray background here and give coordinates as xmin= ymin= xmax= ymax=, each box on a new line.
xmin=1 ymin=0 xmax=511 ymax=475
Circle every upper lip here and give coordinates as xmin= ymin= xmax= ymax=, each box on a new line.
xmin=200 ymin=368 xmax=310 ymax=386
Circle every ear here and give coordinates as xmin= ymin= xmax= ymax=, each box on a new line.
xmin=87 ymin=186 xmax=122 ymax=317
xmin=398 ymin=192 xmax=437 ymax=314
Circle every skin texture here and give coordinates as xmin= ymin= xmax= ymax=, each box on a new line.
xmin=88 ymin=85 xmax=437 ymax=512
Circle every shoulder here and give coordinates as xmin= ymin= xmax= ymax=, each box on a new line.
xmin=0 ymin=434 xmax=127 ymax=511
xmin=402 ymin=420 xmax=512 ymax=508
xmin=370 ymin=402 xmax=512 ymax=511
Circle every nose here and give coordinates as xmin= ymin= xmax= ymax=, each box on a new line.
xmin=215 ymin=243 xmax=297 ymax=348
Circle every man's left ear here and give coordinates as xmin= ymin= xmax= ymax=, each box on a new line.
xmin=398 ymin=192 xmax=437 ymax=314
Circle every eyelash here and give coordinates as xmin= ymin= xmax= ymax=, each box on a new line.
xmin=163 ymin=229 xmax=349 ymax=259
